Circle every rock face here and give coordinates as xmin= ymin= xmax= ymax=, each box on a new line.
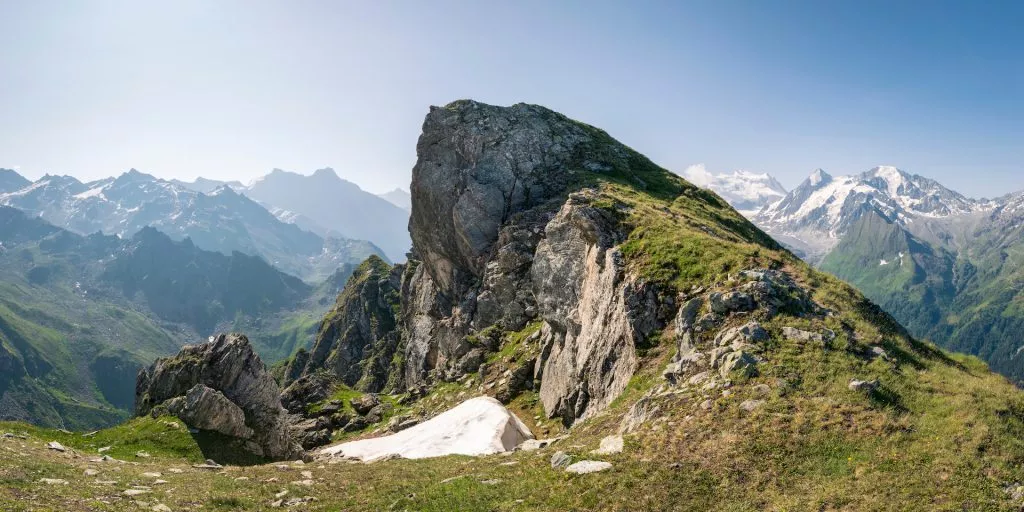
xmin=397 ymin=101 xmax=666 ymax=425
xmin=135 ymin=334 xmax=303 ymax=461
xmin=533 ymin=196 xmax=658 ymax=425
xmin=320 ymin=396 xmax=532 ymax=462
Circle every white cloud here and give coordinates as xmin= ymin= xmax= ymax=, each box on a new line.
xmin=679 ymin=163 xmax=714 ymax=187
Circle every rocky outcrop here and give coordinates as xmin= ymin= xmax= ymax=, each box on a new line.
xmin=292 ymin=100 xmax=678 ymax=427
xmin=164 ymin=384 xmax=252 ymax=439
xmin=401 ymin=101 xmax=645 ymax=393
xmin=135 ymin=334 xmax=303 ymax=461
xmin=661 ymin=269 xmax=827 ymax=391
xmin=533 ymin=196 xmax=659 ymax=425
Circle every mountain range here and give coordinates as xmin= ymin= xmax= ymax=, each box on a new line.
xmin=693 ymin=165 xmax=1024 ymax=382
xmin=0 ymin=169 xmax=386 ymax=282
xmin=242 ymin=168 xmax=411 ymax=262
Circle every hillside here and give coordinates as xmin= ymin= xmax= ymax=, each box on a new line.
xmin=10 ymin=100 xmax=1012 ymax=509
xmin=0 ymin=208 xmax=350 ymax=429
xmin=695 ymin=166 xmax=1024 ymax=385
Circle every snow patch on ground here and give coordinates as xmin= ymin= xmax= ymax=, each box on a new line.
xmin=320 ymin=397 xmax=533 ymax=462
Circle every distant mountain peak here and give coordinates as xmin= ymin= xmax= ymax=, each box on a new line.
xmin=244 ymin=169 xmax=411 ymax=261
xmin=755 ymin=165 xmax=982 ymax=262
xmin=311 ymin=167 xmax=338 ymax=179
xmin=378 ymin=188 xmax=412 ymax=212
xmin=0 ymin=168 xmax=30 ymax=193
xmin=808 ymin=168 xmax=832 ymax=187
xmin=116 ymin=168 xmax=157 ymax=183
xmin=678 ymin=164 xmax=787 ymax=215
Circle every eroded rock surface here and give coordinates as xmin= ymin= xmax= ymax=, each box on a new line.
xmin=135 ymin=334 xmax=303 ymax=461
xmin=533 ymin=196 xmax=658 ymax=425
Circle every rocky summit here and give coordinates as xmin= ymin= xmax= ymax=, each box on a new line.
xmin=5 ymin=101 xmax=1024 ymax=511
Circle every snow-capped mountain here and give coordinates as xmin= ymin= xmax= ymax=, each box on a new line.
xmin=754 ymin=166 xmax=982 ymax=261
xmin=170 ymin=177 xmax=245 ymax=194
xmin=0 ymin=169 xmax=384 ymax=281
xmin=678 ymin=165 xmax=787 ymax=215
xmin=242 ymin=168 xmax=411 ymax=262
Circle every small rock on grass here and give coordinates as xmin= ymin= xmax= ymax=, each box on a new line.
xmin=40 ymin=478 xmax=69 ymax=485
xmin=124 ymin=489 xmax=150 ymax=497
xmin=84 ymin=469 xmax=99 ymax=477
xmin=591 ymin=435 xmax=623 ymax=455
xmin=849 ymin=378 xmax=880 ymax=392
xmin=152 ymin=505 xmax=172 ymax=512
xmin=550 ymin=451 xmax=571 ymax=469
xmin=739 ymin=399 xmax=765 ymax=412
xmin=565 ymin=461 xmax=613 ymax=474
xmin=46 ymin=441 xmax=66 ymax=452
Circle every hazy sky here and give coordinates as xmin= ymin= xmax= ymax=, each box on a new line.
xmin=1 ymin=1 xmax=1022 ymax=197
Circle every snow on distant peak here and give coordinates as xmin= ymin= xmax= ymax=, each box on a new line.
xmin=808 ymin=169 xmax=831 ymax=187
xmin=754 ymin=165 xmax=985 ymax=261
xmin=678 ymin=164 xmax=787 ymax=215
xmin=74 ymin=184 xmax=107 ymax=200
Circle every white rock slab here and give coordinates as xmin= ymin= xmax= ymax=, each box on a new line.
xmin=321 ymin=396 xmax=533 ymax=462
xmin=565 ymin=460 xmax=613 ymax=474
xmin=591 ymin=435 xmax=623 ymax=455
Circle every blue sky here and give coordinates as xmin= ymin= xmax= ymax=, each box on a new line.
xmin=0 ymin=1 xmax=1021 ymax=197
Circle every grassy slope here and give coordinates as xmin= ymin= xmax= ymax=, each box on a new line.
xmin=2 ymin=110 xmax=1024 ymax=510
xmin=819 ymin=210 xmax=1024 ymax=383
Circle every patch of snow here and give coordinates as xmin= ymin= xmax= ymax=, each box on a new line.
xmin=74 ymin=185 xmax=107 ymax=200
xmin=879 ymin=259 xmax=889 ymax=266
xmin=320 ymin=397 xmax=533 ymax=462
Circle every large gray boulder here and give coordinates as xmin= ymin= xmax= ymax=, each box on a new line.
xmin=164 ymin=384 xmax=253 ymax=439
xmin=135 ymin=334 xmax=303 ymax=461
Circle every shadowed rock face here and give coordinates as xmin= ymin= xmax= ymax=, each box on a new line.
xmin=135 ymin=333 xmax=303 ymax=461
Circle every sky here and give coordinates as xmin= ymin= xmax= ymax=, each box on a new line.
xmin=0 ymin=1 xmax=1022 ymax=197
